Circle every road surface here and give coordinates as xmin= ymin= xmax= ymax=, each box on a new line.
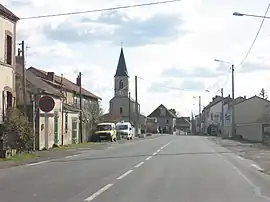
xmin=1 ymin=135 xmax=270 ymax=202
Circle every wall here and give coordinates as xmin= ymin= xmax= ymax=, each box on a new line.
xmin=63 ymin=112 xmax=79 ymax=145
xmin=208 ymin=101 xmax=222 ymax=126
xmin=110 ymin=97 xmax=136 ymax=122
xmin=236 ymin=123 xmax=263 ymax=142
xmin=0 ymin=16 xmax=16 ymax=123
xmin=157 ymin=117 xmax=175 ymax=134
xmin=38 ymin=95 xmax=62 ymax=150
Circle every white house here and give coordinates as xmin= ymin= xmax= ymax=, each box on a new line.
xmin=0 ymin=5 xmax=19 ymax=123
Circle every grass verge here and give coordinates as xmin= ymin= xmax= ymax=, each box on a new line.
xmin=0 ymin=153 xmax=39 ymax=161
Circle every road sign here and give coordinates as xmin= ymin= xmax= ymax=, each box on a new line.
xmin=39 ymin=95 xmax=55 ymax=112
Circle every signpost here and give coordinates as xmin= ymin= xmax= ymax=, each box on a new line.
xmin=39 ymin=95 xmax=55 ymax=149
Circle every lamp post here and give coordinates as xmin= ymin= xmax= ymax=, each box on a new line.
xmin=214 ymin=59 xmax=235 ymax=137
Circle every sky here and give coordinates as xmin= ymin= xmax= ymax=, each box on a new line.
xmin=3 ymin=0 xmax=270 ymax=116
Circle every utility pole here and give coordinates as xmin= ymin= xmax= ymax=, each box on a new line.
xmin=128 ymin=92 xmax=131 ymax=123
xmin=78 ymin=72 xmax=83 ymax=143
xmin=60 ymin=74 xmax=64 ymax=145
xmin=20 ymin=41 xmax=27 ymax=114
xmin=231 ymin=64 xmax=235 ymax=137
xmin=221 ymin=88 xmax=224 ymax=137
xmin=199 ymin=96 xmax=201 ymax=133
xmin=32 ymin=94 xmax=36 ymax=151
xmin=135 ymin=76 xmax=139 ymax=137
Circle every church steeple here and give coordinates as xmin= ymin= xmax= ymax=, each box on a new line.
xmin=114 ymin=47 xmax=128 ymax=77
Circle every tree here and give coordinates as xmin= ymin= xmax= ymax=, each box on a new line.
xmin=2 ymin=108 xmax=33 ymax=152
xmin=169 ymin=108 xmax=177 ymax=115
xmin=259 ymin=88 xmax=268 ymax=99
xmin=84 ymin=101 xmax=104 ymax=125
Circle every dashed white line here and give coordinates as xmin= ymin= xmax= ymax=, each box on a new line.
xmin=134 ymin=161 xmax=144 ymax=168
xmin=145 ymin=156 xmax=152 ymax=161
xmin=65 ymin=154 xmax=81 ymax=159
xmin=84 ymin=184 xmax=113 ymax=201
xmin=117 ymin=169 xmax=134 ymax=180
xmin=153 ymin=152 xmax=157 ymax=156
xmin=26 ymin=160 xmax=50 ymax=166
xmin=251 ymin=164 xmax=264 ymax=172
xmin=156 ymin=149 xmax=161 ymax=153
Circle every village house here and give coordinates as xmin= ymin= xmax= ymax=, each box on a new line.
xmin=148 ymin=104 xmax=177 ymax=134
xmin=28 ymin=67 xmax=102 ymax=143
xmin=15 ymin=55 xmax=64 ymax=150
xmin=0 ymin=5 xmax=19 ymax=124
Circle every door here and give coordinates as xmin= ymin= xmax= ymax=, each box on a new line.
xmin=54 ymin=111 xmax=59 ymax=145
xmin=72 ymin=118 xmax=78 ymax=144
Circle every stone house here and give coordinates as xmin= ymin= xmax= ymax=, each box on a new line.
xmin=148 ymin=104 xmax=177 ymax=134
xmin=28 ymin=67 xmax=101 ymax=143
xmin=0 ymin=5 xmax=19 ymax=123
xmin=15 ymin=55 xmax=64 ymax=150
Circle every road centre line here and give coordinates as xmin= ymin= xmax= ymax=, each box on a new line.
xmin=117 ymin=169 xmax=134 ymax=180
xmin=145 ymin=156 xmax=152 ymax=161
xmin=26 ymin=160 xmax=50 ymax=166
xmin=134 ymin=161 xmax=144 ymax=168
xmin=84 ymin=184 xmax=113 ymax=201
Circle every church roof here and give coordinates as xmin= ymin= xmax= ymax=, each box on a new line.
xmin=115 ymin=48 xmax=128 ymax=77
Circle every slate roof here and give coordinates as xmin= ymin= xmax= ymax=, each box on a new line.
xmin=0 ymin=4 xmax=19 ymax=22
xmin=148 ymin=104 xmax=177 ymax=118
xmin=15 ymin=57 xmax=62 ymax=96
xmin=28 ymin=67 xmax=101 ymax=100
xmin=203 ymin=95 xmax=232 ymax=110
xmin=176 ymin=117 xmax=190 ymax=125
xmin=115 ymin=48 xmax=128 ymax=77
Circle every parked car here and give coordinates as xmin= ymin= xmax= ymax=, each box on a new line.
xmin=93 ymin=122 xmax=117 ymax=142
xmin=116 ymin=122 xmax=134 ymax=140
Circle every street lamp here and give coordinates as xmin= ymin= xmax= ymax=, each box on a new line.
xmin=233 ymin=12 xmax=270 ymax=19
xmin=214 ymin=59 xmax=235 ymax=138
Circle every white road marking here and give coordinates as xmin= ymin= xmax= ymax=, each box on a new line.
xmin=156 ymin=149 xmax=161 ymax=153
xmin=251 ymin=164 xmax=264 ymax=172
xmin=237 ymin=156 xmax=245 ymax=161
xmin=134 ymin=161 xmax=144 ymax=168
xmin=117 ymin=169 xmax=134 ymax=180
xmin=65 ymin=154 xmax=81 ymax=159
xmin=26 ymin=160 xmax=50 ymax=166
xmin=145 ymin=156 xmax=152 ymax=161
xmin=84 ymin=184 xmax=113 ymax=201
xmin=153 ymin=152 xmax=157 ymax=156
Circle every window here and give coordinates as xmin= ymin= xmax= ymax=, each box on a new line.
xmin=6 ymin=35 xmax=12 ymax=65
xmin=120 ymin=107 xmax=123 ymax=114
xmin=166 ymin=120 xmax=169 ymax=124
xmin=119 ymin=80 xmax=124 ymax=89
xmin=65 ymin=113 xmax=68 ymax=133
xmin=211 ymin=113 xmax=213 ymax=120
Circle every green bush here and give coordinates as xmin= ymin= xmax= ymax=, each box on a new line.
xmin=3 ymin=108 xmax=33 ymax=151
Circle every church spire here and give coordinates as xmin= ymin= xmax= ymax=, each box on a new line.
xmin=115 ymin=47 xmax=128 ymax=77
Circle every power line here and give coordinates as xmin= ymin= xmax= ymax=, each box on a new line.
xmin=20 ymin=0 xmax=182 ymax=20
xmin=236 ymin=2 xmax=270 ymax=69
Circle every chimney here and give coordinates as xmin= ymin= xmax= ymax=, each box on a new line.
xmin=244 ymin=96 xmax=246 ymax=99
xmin=47 ymin=72 xmax=55 ymax=82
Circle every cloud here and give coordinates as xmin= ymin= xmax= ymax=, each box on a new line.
xmin=42 ymin=11 xmax=185 ymax=47
xmin=181 ymin=79 xmax=205 ymax=91
xmin=162 ymin=66 xmax=223 ymax=78
xmin=237 ymin=62 xmax=269 ymax=73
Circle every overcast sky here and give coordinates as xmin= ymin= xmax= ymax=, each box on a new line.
xmin=4 ymin=0 xmax=270 ymax=116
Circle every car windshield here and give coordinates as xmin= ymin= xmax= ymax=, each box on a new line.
xmin=97 ymin=125 xmax=112 ymax=131
xmin=116 ymin=125 xmax=128 ymax=130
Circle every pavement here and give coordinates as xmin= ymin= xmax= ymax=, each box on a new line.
xmin=209 ymin=136 xmax=270 ymax=174
xmin=1 ymin=135 xmax=270 ymax=202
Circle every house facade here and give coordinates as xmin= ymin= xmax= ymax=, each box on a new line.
xmin=27 ymin=67 xmax=101 ymax=144
xmin=226 ymin=96 xmax=270 ymax=141
xmin=148 ymin=104 xmax=177 ymax=134
xmin=0 ymin=5 xmax=19 ymax=123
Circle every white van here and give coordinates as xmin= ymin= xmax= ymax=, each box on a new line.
xmin=116 ymin=122 xmax=134 ymax=140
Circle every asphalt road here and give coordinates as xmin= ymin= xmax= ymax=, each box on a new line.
xmin=1 ymin=135 xmax=270 ymax=202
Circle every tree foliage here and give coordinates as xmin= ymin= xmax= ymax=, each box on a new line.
xmin=84 ymin=101 xmax=104 ymax=125
xmin=2 ymin=108 xmax=33 ymax=151
xmin=259 ymin=88 xmax=268 ymax=100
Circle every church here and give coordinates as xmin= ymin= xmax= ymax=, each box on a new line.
xmin=102 ymin=47 xmax=141 ymax=126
